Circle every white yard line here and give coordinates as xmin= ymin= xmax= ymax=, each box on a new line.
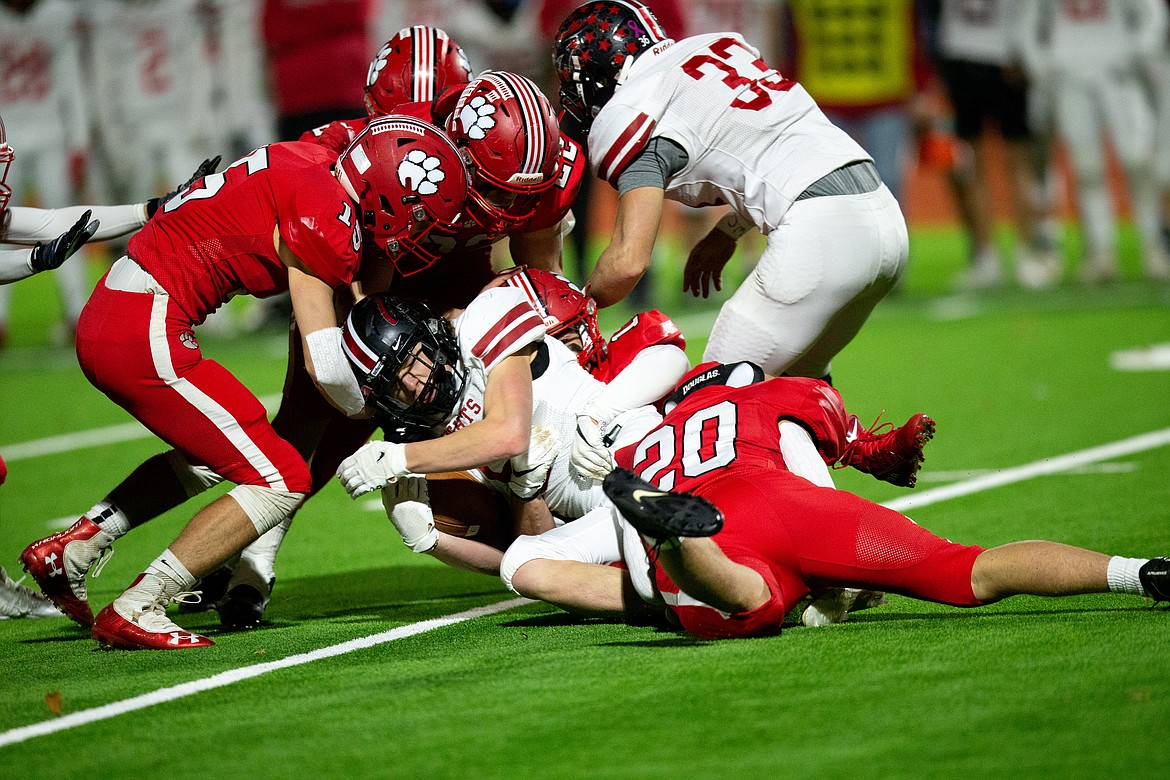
xmin=882 ymin=427 xmax=1170 ymax=513
xmin=3 ymin=425 xmax=1169 ymax=748
xmin=0 ymin=394 xmax=282 ymax=462
xmin=0 ymin=598 xmax=529 ymax=749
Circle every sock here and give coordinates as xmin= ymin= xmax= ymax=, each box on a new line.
xmin=146 ymin=548 xmax=197 ymax=592
xmin=86 ymin=501 xmax=131 ymax=539
xmin=1106 ymin=556 xmax=1148 ymax=596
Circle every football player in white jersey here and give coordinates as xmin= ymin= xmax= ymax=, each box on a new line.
xmin=1017 ymin=0 xmax=1170 ymax=283
xmin=553 ymin=0 xmax=908 ymax=382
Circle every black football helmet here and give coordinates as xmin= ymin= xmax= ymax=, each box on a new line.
xmin=552 ymin=0 xmax=670 ymax=132
xmin=342 ymin=294 xmax=466 ymax=442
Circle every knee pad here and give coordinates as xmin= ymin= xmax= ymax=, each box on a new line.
xmin=165 ymin=450 xmax=224 ymax=498
xmin=228 ymin=484 xmax=306 ymax=535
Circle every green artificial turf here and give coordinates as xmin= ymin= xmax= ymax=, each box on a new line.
xmin=1 ymin=225 xmax=1168 ymax=777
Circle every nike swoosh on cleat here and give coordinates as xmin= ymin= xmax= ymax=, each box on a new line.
xmin=631 ymin=489 xmax=667 ymax=504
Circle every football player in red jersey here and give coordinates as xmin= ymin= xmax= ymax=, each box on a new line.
xmin=298 ymin=25 xmax=473 ymax=156
xmin=18 ymin=120 xmax=470 ymax=649
xmin=596 ymin=372 xmax=1170 ymax=640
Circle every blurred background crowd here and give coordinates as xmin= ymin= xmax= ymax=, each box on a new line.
xmin=4 ymin=0 xmax=1170 ymax=347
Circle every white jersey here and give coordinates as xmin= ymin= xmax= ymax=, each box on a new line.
xmin=1017 ymin=0 xmax=1167 ymax=80
xmin=470 ymin=333 xmax=665 ymax=520
xmin=937 ymin=0 xmax=1022 ymax=66
xmin=0 ymin=0 xmax=89 ymax=153
xmin=589 ymin=33 xmax=870 ymax=234
xmin=446 ymin=286 xmax=547 ymax=473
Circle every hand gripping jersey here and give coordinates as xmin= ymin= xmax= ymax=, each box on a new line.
xmin=299 ymin=117 xmax=369 ymax=153
xmin=129 ymin=142 xmax=361 ymax=324
xmin=588 ymin=33 xmax=871 ymax=232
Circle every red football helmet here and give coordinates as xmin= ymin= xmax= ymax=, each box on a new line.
xmin=553 ymin=1 xmax=671 ymax=133
xmin=335 ymin=116 xmax=471 ymax=276
xmin=445 ymin=71 xmax=560 ymax=236
xmin=501 ymin=267 xmax=605 ymax=371
xmin=0 ymin=115 xmax=13 ymax=213
xmin=364 ymin=26 xmax=472 ymax=117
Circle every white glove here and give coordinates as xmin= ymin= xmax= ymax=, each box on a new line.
xmin=381 ymin=476 xmax=438 ymax=553
xmin=509 ymin=426 xmax=559 ymax=500
xmin=571 ymin=403 xmax=616 ymax=481
xmin=337 ymin=440 xmax=413 ymax=499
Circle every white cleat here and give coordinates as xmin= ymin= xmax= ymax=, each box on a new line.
xmin=0 ymin=565 xmax=66 ymax=619
xmin=801 ymin=587 xmax=888 ymax=627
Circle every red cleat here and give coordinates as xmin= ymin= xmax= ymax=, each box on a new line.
xmin=92 ymin=575 xmax=214 ymax=650
xmin=19 ymin=518 xmax=113 ymax=628
xmin=839 ymin=413 xmax=936 ymax=488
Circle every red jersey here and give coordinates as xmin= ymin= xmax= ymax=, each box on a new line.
xmin=129 ymin=142 xmax=362 ymax=324
xmin=615 ymin=374 xmax=849 ymax=489
xmin=593 ymin=309 xmax=686 ymax=383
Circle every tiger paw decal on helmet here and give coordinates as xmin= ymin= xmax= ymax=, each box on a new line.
xmin=398 ymin=149 xmax=448 ymax=196
xmin=456 ymin=95 xmax=497 ymax=141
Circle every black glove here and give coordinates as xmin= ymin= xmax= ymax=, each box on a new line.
xmin=146 ymin=155 xmax=222 ymax=218
xmin=30 ymin=210 xmax=99 ymax=273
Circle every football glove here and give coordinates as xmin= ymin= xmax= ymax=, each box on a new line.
xmin=571 ymin=401 xmax=616 ymax=481
xmin=337 ymin=440 xmax=414 ymax=498
xmin=381 ymin=476 xmax=438 ymax=553
xmin=146 ymin=155 xmax=221 ymax=218
xmin=30 ymin=210 xmax=98 ymax=273
xmin=509 ymin=425 xmax=559 ymax=500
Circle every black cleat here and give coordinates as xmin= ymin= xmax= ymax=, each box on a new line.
xmin=217 ymin=578 xmax=273 ymax=630
xmin=1138 ymin=558 xmax=1170 ymax=603
xmin=178 ymin=565 xmax=233 ymax=614
xmin=602 ymin=468 xmax=724 ymax=542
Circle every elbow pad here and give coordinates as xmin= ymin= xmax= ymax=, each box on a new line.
xmin=304 ymin=326 xmax=366 ymax=416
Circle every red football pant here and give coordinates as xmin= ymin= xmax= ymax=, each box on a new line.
xmin=657 ymin=468 xmax=985 ymax=639
xmin=76 ymin=276 xmax=310 ymax=492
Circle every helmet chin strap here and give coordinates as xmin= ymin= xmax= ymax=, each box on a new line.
xmin=615 ymin=54 xmax=637 ymax=88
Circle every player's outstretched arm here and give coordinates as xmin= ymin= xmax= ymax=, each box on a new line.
xmin=587 ymin=186 xmax=664 ymax=308
xmin=29 ymin=210 xmax=99 ymax=274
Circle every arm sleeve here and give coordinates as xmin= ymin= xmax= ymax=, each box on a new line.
xmin=4 ymin=204 xmax=147 ymax=244
xmin=304 ymin=326 xmax=367 ymax=416
xmin=0 ymin=248 xmax=36 ymax=284
xmin=615 ymin=137 xmax=690 ymax=197
xmin=589 ymin=344 xmax=690 ymax=420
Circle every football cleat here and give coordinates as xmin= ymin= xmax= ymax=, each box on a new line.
xmin=217 ymin=580 xmax=273 ymax=631
xmin=218 ymin=555 xmax=275 ymax=629
xmin=19 ymin=518 xmax=115 ymax=627
xmin=1138 ymin=558 xmax=1170 ymax=604
xmin=801 ymin=587 xmax=888 ymax=627
xmin=602 ymin=468 xmax=724 ymax=544
xmin=0 ymin=565 xmax=64 ymax=619
xmin=177 ymin=565 xmax=234 ymax=614
xmin=91 ymin=575 xmax=213 ymax=650
xmin=839 ymin=413 xmax=936 ymax=488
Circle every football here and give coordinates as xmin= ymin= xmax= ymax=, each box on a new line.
xmin=426 ymin=472 xmax=514 ymax=551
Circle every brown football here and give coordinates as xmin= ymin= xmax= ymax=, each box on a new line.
xmin=426 ymin=472 xmax=514 ymax=551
